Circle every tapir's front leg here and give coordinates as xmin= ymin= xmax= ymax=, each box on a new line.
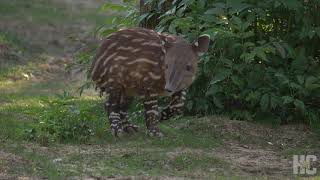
xmin=160 ymin=90 xmax=186 ymax=122
xmin=143 ymin=93 xmax=163 ymax=137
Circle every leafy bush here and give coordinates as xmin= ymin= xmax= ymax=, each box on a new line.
xmin=80 ymin=0 xmax=320 ymax=129
xmin=137 ymin=0 xmax=320 ymax=127
xmin=26 ymin=94 xmax=107 ymax=144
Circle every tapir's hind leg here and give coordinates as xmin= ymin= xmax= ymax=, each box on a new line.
xmin=105 ymin=90 xmax=123 ymax=137
xmin=119 ymin=95 xmax=139 ymax=134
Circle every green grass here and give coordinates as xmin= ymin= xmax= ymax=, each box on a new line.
xmin=0 ymin=31 xmax=31 ymax=78
xmin=0 ymin=0 xmax=105 ymax=25
xmin=0 ymin=72 xmax=225 ymax=178
xmin=0 ymin=31 xmax=28 ymax=49
xmin=0 ymin=74 xmax=226 ymax=178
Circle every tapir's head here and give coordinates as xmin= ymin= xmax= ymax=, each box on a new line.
xmin=162 ymin=34 xmax=210 ymax=93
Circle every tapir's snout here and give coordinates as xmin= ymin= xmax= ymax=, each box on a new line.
xmin=164 ymin=84 xmax=173 ymax=93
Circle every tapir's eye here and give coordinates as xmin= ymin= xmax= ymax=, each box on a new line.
xmin=186 ymin=64 xmax=192 ymax=71
xmin=165 ymin=64 xmax=169 ymax=69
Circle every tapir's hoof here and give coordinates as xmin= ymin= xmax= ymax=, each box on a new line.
xmin=110 ymin=124 xmax=124 ymax=137
xmin=147 ymin=128 xmax=164 ymax=137
xmin=123 ymin=124 xmax=139 ymax=134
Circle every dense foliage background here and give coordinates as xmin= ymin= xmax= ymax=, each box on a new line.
xmin=90 ymin=0 xmax=320 ymax=129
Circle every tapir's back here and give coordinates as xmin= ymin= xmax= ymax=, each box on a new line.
xmin=91 ymin=28 xmax=167 ymax=95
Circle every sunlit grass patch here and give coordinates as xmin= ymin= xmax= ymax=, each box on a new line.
xmin=0 ymin=140 xmax=64 ymax=178
xmin=0 ymin=0 xmax=68 ymax=23
xmin=26 ymin=97 xmax=106 ymax=144
xmin=59 ymin=148 xmax=230 ymax=177
xmin=0 ymin=0 xmax=105 ymax=25
xmin=0 ymin=58 xmax=44 ymax=81
xmin=0 ymin=31 xmax=28 ymax=50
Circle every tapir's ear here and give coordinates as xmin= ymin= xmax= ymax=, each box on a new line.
xmin=192 ymin=34 xmax=210 ymax=56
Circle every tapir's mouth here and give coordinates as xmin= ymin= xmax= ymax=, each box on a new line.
xmin=162 ymin=91 xmax=174 ymax=97
xmin=165 ymin=83 xmax=181 ymax=92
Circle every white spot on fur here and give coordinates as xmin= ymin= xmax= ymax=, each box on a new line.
xmin=144 ymin=100 xmax=157 ymax=105
xmin=132 ymin=39 xmax=145 ymax=43
xmin=170 ymin=103 xmax=185 ymax=108
xmin=103 ymin=52 xmax=118 ymax=66
xmin=150 ymin=93 xmax=158 ymax=97
xmin=117 ymin=46 xmax=134 ymax=51
xmin=114 ymin=56 xmax=129 ymax=61
xmin=146 ymin=110 xmax=159 ymax=115
xmin=141 ymin=42 xmax=161 ymax=47
xmin=109 ymin=64 xmax=119 ymax=73
xmin=91 ymin=42 xmax=118 ymax=76
xmin=148 ymin=72 xmax=161 ymax=80
xmin=121 ymin=34 xmax=131 ymax=38
xmin=127 ymin=58 xmax=158 ymax=66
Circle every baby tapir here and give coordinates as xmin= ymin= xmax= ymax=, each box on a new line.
xmin=91 ymin=27 xmax=210 ymax=137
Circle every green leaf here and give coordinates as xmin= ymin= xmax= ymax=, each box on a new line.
xmin=137 ymin=13 xmax=149 ymax=24
xmin=289 ymin=82 xmax=301 ymax=90
xmin=205 ymin=7 xmax=224 ymax=15
xmin=282 ymin=96 xmax=294 ymax=104
xmin=294 ymin=99 xmax=305 ymax=112
xmin=260 ymin=94 xmax=269 ymax=112
xmin=296 ymin=75 xmax=305 ymax=85
xmin=246 ymin=91 xmax=261 ymax=102
xmin=231 ymin=76 xmax=244 ymax=88
xmin=270 ymin=95 xmax=280 ymax=109
xmin=100 ymin=28 xmax=118 ymax=37
xmin=176 ymin=4 xmax=187 ymax=17
xmin=272 ymin=42 xmax=286 ymax=58
xmin=240 ymin=52 xmax=256 ymax=62
xmin=185 ymin=101 xmax=193 ymax=111
xmin=206 ymin=85 xmax=222 ymax=96
xmin=157 ymin=0 xmax=167 ymax=9
xmin=210 ymin=69 xmax=232 ymax=85
xmin=213 ymin=97 xmax=224 ymax=109
xmin=275 ymin=73 xmax=289 ymax=85
xmin=227 ymin=0 xmax=250 ymax=14
xmin=168 ymin=21 xmax=177 ymax=34
xmin=305 ymin=76 xmax=320 ymax=90
xmin=100 ymin=3 xmax=127 ymax=12
xmin=244 ymin=42 xmax=255 ymax=48
xmin=284 ymin=0 xmax=303 ymax=10
xmin=255 ymin=49 xmax=267 ymax=61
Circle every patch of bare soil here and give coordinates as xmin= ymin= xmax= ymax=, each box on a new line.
xmin=208 ymin=117 xmax=319 ymax=178
xmin=0 ymin=151 xmax=29 ymax=180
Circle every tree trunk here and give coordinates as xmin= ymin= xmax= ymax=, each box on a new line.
xmin=139 ymin=0 xmax=174 ymax=29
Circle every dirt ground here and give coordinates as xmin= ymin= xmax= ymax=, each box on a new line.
xmin=0 ymin=0 xmax=319 ymax=179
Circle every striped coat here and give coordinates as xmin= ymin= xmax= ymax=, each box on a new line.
xmin=91 ymin=27 xmax=210 ymax=137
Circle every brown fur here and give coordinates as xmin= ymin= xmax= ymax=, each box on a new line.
xmin=92 ymin=28 xmax=168 ymax=96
